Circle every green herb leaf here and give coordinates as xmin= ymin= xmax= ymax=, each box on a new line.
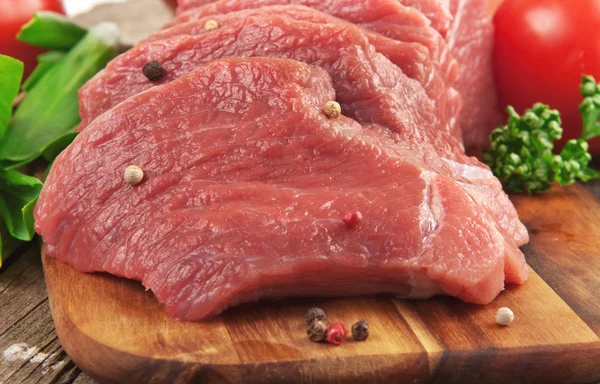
xmin=579 ymin=75 xmax=600 ymax=141
xmin=0 ymin=23 xmax=119 ymax=169
xmin=0 ymin=170 xmax=43 ymax=242
xmin=0 ymin=55 xmax=24 ymax=140
xmin=486 ymin=76 xmax=600 ymax=194
xmin=484 ymin=104 xmax=564 ymax=194
xmin=22 ymin=51 xmax=66 ymax=92
xmin=17 ymin=11 xmax=87 ymax=51
xmin=556 ymin=139 xmax=598 ymax=184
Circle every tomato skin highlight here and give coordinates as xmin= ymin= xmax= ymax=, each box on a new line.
xmin=493 ymin=0 xmax=600 ymax=153
xmin=0 ymin=0 xmax=66 ymax=78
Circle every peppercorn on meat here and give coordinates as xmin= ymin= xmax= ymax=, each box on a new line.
xmin=36 ymin=58 xmax=527 ymax=320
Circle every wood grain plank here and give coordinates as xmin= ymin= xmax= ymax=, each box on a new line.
xmin=223 ymin=297 xmax=429 ymax=383
xmin=72 ymin=374 xmax=98 ymax=384
xmin=390 ymin=255 xmax=600 ymax=382
xmin=0 ymin=248 xmax=83 ymax=384
xmin=0 ymin=249 xmax=48 ymax=338
xmin=511 ymin=184 xmax=600 ymax=336
xmin=430 ymin=342 xmax=600 ymax=384
xmin=43 ymin=252 xmax=242 ymax=384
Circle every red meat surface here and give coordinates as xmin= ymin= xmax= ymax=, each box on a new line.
xmin=169 ymin=0 xmax=458 ymax=93
xmin=445 ymin=0 xmax=503 ymax=151
xmin=36 ymin=58 xmax=527 ymax=320
xmin=78 ymin=15 xmax=527 ymax=251
xmin=145 ymin=5 xmax=460 ymax=140
xmin=175 ymin=0 xmax=502 ymax=151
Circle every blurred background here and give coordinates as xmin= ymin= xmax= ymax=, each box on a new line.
xmin=63 ymin=0 xmax=127 ymax=15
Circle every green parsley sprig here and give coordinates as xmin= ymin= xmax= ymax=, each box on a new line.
xmin=484 ymin=76 xmax=600 ymax=194
xmin=0 ymin=17 xmax=119 ymax=267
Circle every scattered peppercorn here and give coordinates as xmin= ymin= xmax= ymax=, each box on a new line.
xmin=496 ymin=307 xmax=514 ymax=326
xmin=322 ymin=101 xmax=341 ymax=118
xmin=307 ymin=320 xmax=328 ymax=342
xmin=143 ymin=61 xmax=164 ymax=82
xmin=351 ymin=320 xmax=369 ymax=341
xmin=305 ymin=307 xmax=327 ymax=325
xmin=204 ymin=19 xmax=219 ymax=31
xmin=124 ymin=165 xmax=144 ymax=185
xmin=343 ymin=211 xmax=363 ymax=229
xmin=326 ymin=323 xmax=348 ymax=345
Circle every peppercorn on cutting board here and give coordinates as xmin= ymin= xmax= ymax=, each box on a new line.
xmin=41 ymin=184 xmax=600 ymax=384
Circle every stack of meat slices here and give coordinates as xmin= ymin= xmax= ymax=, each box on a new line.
xmin=35 ymin=0 xmax=528 ymax=321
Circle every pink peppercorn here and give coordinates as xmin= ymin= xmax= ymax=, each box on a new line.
xmin=343 ymin=211 xmax=363 ymax=229
xmin=326 ymin=323 xmax=348 ymax=345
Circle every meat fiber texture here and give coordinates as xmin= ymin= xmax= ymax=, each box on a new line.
xmin=176 ymin=0 xmax=503 ymax=152
xmin=169 ymin=0 xmax=458 ymax=101
xmin=35 ymin=58 xmax=527 ymax=321
xmin=77 ymin=15 xmax=527 ymax=248
xmin=399 ymin=0 xmax=504 ymax=151
xmin=146 ymin=5 xmax=461 ymax=141
xmin=399 ymin=0 xmax=453 ymax=35
xmin=176 ymin=0 xmax=451 ymax=35
xmin=82 ymin=1 xmax=460 ymax=139
xmin=444 ymin=0 xmax=504 ymax=152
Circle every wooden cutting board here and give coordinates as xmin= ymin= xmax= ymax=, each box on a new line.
xmin=42 ymin=184 xmax=600 ymax=384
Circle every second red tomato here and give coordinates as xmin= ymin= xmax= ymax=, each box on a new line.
xmin=493 ymin=0 xmax=600 ymax=153
xmin=0 ymin=0 xmax=65 ymax=78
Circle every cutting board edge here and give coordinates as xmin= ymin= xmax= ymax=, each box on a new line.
xmin=42 ymin=245 xmax=600 ymax=384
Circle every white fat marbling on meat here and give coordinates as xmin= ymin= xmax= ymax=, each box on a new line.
xmin=419 ymin=171 xmax=444 ymax=242
xmin=445 ymin=0 xmax=466 ymax=50
xmin=443 ymin=158 xmax=494 ymax=180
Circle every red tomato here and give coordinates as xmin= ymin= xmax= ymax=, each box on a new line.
xmin=0 ymin=0 xmax=65 ymax=79
xmin=493 ymin=0 xmax=600 ymax=153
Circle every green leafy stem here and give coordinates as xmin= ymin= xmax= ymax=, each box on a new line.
xmin=484 ymin=75 xmax=600 ymax=194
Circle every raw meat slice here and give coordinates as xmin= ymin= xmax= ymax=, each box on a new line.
xmin=36 ymin=58 xmax=527 ymax=320
xmin=445 ymin=0 xmax=503 ymax=152
xmin=176 ymin=0 xmax=454 ymax=34
xmin=175 ymin=0 xmax=502 ymax=152
xmin=78 ymin=15 xmax=527 ymax=247
xmin=145 ymin=5 xmax=460 ymax=140
xmin=79 ymin=15 xmax=456 ymax=146
xmin=168 ymin=0 xmax=458 ymax=87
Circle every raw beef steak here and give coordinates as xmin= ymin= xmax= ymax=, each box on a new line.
xmin=175 ymin=0 xmax=502 ymax=152
xmin=78 ymin=15 xmax=527 ymax=247
xmin=445 ymin=0 xmax=503 ymax=151
xmin=79 ymin=15 xmax=458 ymax=144
xmin=176 ymin=0 xmax=453 ymax=34
xmin=36 ymin=58 xmax=527 ymax=320
xmin=168 ymin=0 xmax=458 ymax=88
xmin=145 ymin=5 xmax=460 ymax=139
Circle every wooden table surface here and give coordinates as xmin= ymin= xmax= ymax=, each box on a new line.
xmin=0 ymin=180 xmax=598 ymax=384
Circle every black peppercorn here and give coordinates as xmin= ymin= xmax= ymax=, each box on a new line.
xmin=305 ymin=307 xmax=327 ymax=325
xmin=351 ymin=320 xmax=369 ymax=341
xmin=307 ymin=320 xmax=328 ymax=342
xmin=143 ymin=61 xmax=164 ymax=81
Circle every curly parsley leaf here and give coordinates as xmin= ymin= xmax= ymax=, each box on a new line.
xmin=485 ymin=76 xmax=600 ymax=194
